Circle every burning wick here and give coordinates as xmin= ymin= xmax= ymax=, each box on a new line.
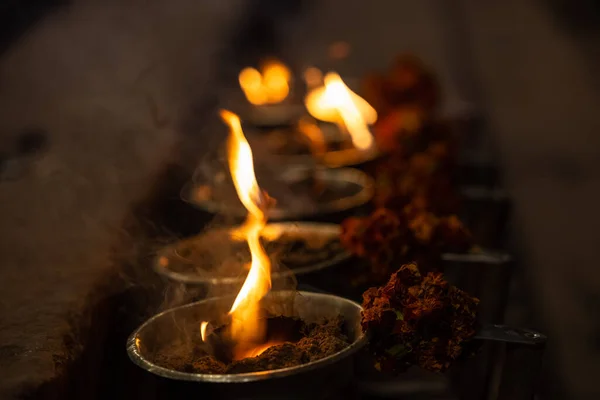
xmin=200 ymin=110 xmax=275 ymax=361
xmin=305 ymin=72 xmax=377 ymax=151
xmin=239 ymin=60 xmax=291 ymax=106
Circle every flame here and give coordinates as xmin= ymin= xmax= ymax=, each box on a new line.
xmin=237 ymin=341 xmax=286 ymax=359
xmin=305 ymin=72 xmax=377 ymax=151
xmin=230 ymin=224 xmax=285 ymax=242
xmin=200 ymin=321 xmax=209 ymax=342
xmin=219 ymin=109 xmax=273 ymax=359
xmin=239 ymin=60 xmax=291 ymax=105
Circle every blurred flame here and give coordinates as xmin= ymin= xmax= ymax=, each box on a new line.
xmin=305 ymin=72 xmax=377 ymax=150
xmin=239 ymin=68 xmax=268 ymax=105
xmin=239 ymin=60 xmax=291 ymax=105
xmin=219 ymin=109 xmax=273 ymax=360
xmin=200 ymin=321 xmax=209 ymax=342
xmin=262 ymin=61 xmax=291 ymax=103
xmin=297 ymin=117 xmax=327 ymax=157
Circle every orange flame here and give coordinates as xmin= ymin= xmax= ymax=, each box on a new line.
xmin=305 ymin=72 xmax=377 ymax=151
xmin=239 ymin=60 xmax=291 ymax=105
xmin=218 ymin=109 xmax=273 ymax=359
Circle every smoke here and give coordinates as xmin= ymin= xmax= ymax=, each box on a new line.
xmin=0 ymin=3 xmax=313 ymax=372
xmin=0 ymin=0 xmax=247 ymax=337
xmin=153 ymin=191 xmax=299 ymax=313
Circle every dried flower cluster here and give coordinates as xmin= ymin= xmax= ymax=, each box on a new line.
xmin=341 ymin=208 xmax=472 ymax=280
xmin=373 ymin=142 xmax=459 ymax=215
xmin=362 ymin=54 xmax=446 ymax=155
xmin=362 ymin=54 xmax=439 ymax=117
xmin=357 ymin=53 xmax=479 ymax=376
xmin=362 ymin=263 xmax=479 ymax=373
xmin=361 ymin=54 xmax=463 ymax=215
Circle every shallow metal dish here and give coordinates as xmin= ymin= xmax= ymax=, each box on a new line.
xmin=248 ymin=121 xmax=381 ymax=169
xmin=182 ymin=167 xmax=374 ymax=221
xmin=243 ymin=103 xmax=305 ymax=128
xmin=127 ymin=291 xmax=367 ymax=400
xmin=153 ymin=222 xmax=351 ymax=285
xmin=273 ymin=145 xmax=381 ymax=169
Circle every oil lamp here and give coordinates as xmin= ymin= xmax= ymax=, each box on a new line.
xmin=239 ymin=59 xmax=303 ymax=128
xmin=128 ymin=109 xmax=368 ymax=399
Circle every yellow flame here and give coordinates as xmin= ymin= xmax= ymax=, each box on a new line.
xmin=239 ymin=60 xmax=291 ymax=105
xmin=220 ymin=110 xmax=264 ymax=217
xmin=239 ymin=68 xmax=268 ymax=106
xmin=220 ymin=109 xmax=273 ymax=357
xmin=230 ymin=224 xmax=285 ymax=242
xmin=200 ymin=321 xmax=209 ymax=342
xmin=262 ymin=60 xmax=291 ymax=103
xmin=305 ymin=72 xmax=377 ymax=150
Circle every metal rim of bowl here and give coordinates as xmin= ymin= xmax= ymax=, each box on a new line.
xmin=126 ymin=291 xmax=368 ymax=383
xmin=272 ymin=145 xmax=382 ymax=169
xmin=182 ymin=167 xmax=374 ymax=221
xmin=153 ymin=222 xmax=352 ymax=285
xmin=193 ymin=128 xmax=382 ymax=172
xmin=190 ymin=147 xmax=381 ymax=185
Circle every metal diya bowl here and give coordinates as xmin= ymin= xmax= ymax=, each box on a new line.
xmin=252 ymin=122 xmax=382 ymax=169
xmin=182 ymin=167 xmax=374 ymax=221
xmin=275 ymin=143 xmax=381 ymax=169
xmin=154 ymin=222 xmax=351 ymax=286
xmin=127 ymin=291 xmax=367 ymax=400
xmin=217 ymin=85 xmax=304 ymax=129
xmin=243 ymin=103 xmax=305 ymax=128
xmin=319 ymin=144 xmax=381 ymax=168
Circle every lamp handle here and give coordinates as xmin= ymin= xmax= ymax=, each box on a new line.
xmin=476 ymin=325 xmax=547 ymax=400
